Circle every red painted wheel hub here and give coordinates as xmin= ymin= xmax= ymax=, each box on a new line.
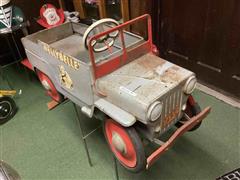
xmin=105 ymin=120 xmax=137 ymax=168
xmin=36 ymin=70 xmax=61 ymax=102
xmin=187 ymin=95 xmax=196 ymax=106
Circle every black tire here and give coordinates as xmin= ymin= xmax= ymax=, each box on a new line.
xmin=0 ymin=96 xmax=17 ymax=125
xmin=175 ymin=102 xmax=202 ymax=131
xmin=103 ymin=119 xmax=146 ymax=173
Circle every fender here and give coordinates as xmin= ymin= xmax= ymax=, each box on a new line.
xmin=81 ymin=98 xmax=136 ymax=127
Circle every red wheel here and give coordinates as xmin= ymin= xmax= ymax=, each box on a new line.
xmin=36 ymin=70 xmax=64 ymax=102
xmin=103 ymin=119 xmax=146 ymax=173
xmin=175 ymin=96 xmax=202 ymax=131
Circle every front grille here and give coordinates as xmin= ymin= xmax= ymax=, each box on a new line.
xmin=160 ymin=88 xmax=182 ymax=132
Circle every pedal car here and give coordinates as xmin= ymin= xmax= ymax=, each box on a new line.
xmin=21 ymin=14 xmax=211 ymax=172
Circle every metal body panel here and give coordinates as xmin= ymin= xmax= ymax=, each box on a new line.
xmin=22 ymin=23 xmax=95 ymax=106
xmin=94 ymin=98 xmax=136 ymax=127
xmin=21 ymin=21 xmax=144 ymax=108
xmin=97 ymin=53 xmax=194 ymax=125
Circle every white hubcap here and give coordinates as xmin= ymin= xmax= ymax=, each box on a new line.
xmin=112 ymin=131 xmax=127 ymax=155
xmin=41 ymin=80 xmax=51 ymax=90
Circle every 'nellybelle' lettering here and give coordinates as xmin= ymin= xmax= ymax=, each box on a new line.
xmin=43 ymin=43 xmax=80 ymax=70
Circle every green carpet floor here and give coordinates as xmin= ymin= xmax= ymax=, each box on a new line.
xmin=0 ymin=66 xmax=239 ymax=180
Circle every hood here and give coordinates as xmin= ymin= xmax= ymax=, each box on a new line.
xmin=97 ymin=53 xmax=194 ymax=123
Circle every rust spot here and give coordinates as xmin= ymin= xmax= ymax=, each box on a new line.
xmin=172 ymin=66 xmax=180 ymax=71
xmin=135 ymin=82 xmax=156 ymax=97
xmin=161 ymin=68 xmax=183 ymax=82
xmin=136 ymin=54 xmax=166 ymax=70
xmin=161 ymin=106 xmax=179 ymax=129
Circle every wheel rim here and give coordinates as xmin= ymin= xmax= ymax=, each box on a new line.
xmin=105 ymin=119 xmax=137 ymax=168
xmin=0 ymin=101 xmax=12 ymax=119
xmin=37 ymin=71 xmax=61 ymax=102
xmin=185 ymin=103 xmax=193 ymax=117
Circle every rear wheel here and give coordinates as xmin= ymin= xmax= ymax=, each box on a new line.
xmin=0 ymin=96 xmax=17 ymax=125
xmin=103 ymin=119 xmax=146 ymax=173
xmin=36 ymin=70 xmax=64 ymax=103
xmin=176 ymin=96 xmax=202 ymax=131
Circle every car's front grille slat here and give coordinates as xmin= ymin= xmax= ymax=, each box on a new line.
xmin=160 ymin=88 xmax=182 ymax=132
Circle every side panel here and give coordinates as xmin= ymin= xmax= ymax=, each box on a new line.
xmin=22 ymin=39 xmax=94 ymax=106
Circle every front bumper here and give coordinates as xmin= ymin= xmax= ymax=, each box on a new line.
xmin=146 ymin=106 xmax=211 ymax=169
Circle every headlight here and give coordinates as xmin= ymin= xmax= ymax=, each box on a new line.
xmin=184 ymin=76 xmax=197 ymax=94
xmin=147 ymin=101 xmax=163 ymax=121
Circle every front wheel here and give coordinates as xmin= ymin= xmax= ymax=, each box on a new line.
xmin=0 ymin=96 xmax=17 ymax=125
xmin=175 ymin=97 xmax=202 ymax=131
xmin=103 ymin=119 xmax=146 ymax=173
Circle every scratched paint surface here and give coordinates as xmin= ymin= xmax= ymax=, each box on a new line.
xmin=97 ymin=53 xmax=194 ymax=122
